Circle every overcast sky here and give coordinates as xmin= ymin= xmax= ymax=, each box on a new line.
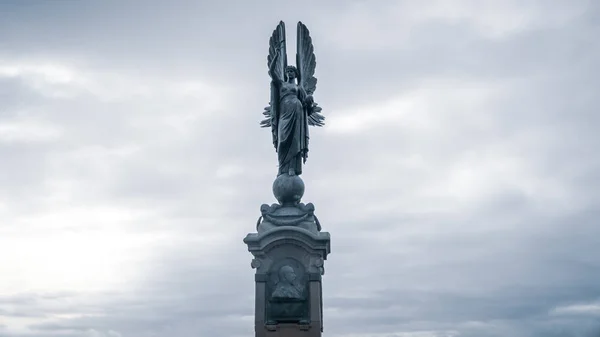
xmin=1 ymin=1 xmax=599 ymax=336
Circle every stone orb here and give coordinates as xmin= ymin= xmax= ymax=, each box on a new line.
xmin=273 ymin=174 xmax=305 ymax=205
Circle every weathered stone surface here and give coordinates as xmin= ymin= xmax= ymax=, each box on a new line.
xmin=244 ymin=226 xmax=330 ymax=336
xmin=273 ymin=174 xmax=305 ymax=205
xmin=257 ymin=202 xmax=321 ymax=234
xmin=267 ymin=261 xmax=308 ymax=324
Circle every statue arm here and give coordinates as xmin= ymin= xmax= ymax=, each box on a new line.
xmin=297 ymin=85 xmax=315 ymax=114
xmin=269 ymin=51 xmax=282 ymax=83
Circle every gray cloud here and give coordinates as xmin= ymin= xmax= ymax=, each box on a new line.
xmin=1 ymin=1 xmax=599 ymax=337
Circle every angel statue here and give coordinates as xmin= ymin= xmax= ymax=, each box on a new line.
xmin=261 ymin=21 xmax=325 ymax=177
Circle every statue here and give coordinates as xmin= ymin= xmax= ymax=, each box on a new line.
xmin=255 ymin=21 xmax=325 ymax=233
xmin=266 ymin=263 xmax=309 ymax=325
xmin=245 ymin=21 xmax=331 ymax=335
xmin=261 ymin=21 xmax=325 ymax=177
xmin=271 ymin=265 xmax=304 ymax=299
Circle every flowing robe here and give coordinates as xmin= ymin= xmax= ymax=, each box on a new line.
xmin=277 ymin=82 xmax=308 ymax=175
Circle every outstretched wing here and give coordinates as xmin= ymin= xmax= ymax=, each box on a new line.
xmin=307 ymin=103 xmax=325 ymax=126
xmin=268 ymin=21 xmax=287 ymax=85
xmin=296 ymin=21 xmax=324 ymax=127
xmin=261 ymin=21 xmax=288 ymax=149
xmin=296 ymin=21 xmax=317 ymax=95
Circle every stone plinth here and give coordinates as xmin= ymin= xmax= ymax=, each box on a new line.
xmin=244 ymin=223 xmax=330 ymax=337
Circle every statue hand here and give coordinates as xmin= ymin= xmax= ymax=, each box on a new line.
xmin=305 ymin=95 xmax=314 ymax=106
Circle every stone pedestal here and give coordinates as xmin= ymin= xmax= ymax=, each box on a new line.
xmin=244 ymin=175 xmax=331 ymax=337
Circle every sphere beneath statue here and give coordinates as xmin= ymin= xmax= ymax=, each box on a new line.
xmin=273 ymin=174 xmax=305 ymax=205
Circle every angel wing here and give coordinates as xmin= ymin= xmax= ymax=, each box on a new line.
xmin=261 ymin=21 xmax=288 ymax=149
xmin=296 ymin=21 xmax=325 ymax=127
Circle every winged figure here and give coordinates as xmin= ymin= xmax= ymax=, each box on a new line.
xmin=261 ymin=21 xmax=325 ymax=176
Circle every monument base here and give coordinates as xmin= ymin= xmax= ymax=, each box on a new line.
xmin=261 ymin=322 xmax=320 ymax=337
xmin=244 ymin=225 xmax=330 ymax=337
xmin=245 ymin=173 xmax=330 ymax=336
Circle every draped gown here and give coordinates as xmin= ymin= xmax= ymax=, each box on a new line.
xmin=277 ymin=81 xmax=308 ymax=176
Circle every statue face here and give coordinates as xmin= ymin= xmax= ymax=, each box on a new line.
xmin=286 ymin=68 xmax=296 ymax=79
xmin=279 ymin=265 xmax=297 ymax=283
xmin=284 ymin=269 xmax=296 ymax=282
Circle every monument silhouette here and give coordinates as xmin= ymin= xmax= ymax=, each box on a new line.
xmin=244 ymin=21 xmax=331 ymax=337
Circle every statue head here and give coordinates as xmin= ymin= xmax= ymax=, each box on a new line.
xmin=278 ymin=265 xmax=296 ymax=283
xmin=285 ymin=65 xmax=298 ymax=81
